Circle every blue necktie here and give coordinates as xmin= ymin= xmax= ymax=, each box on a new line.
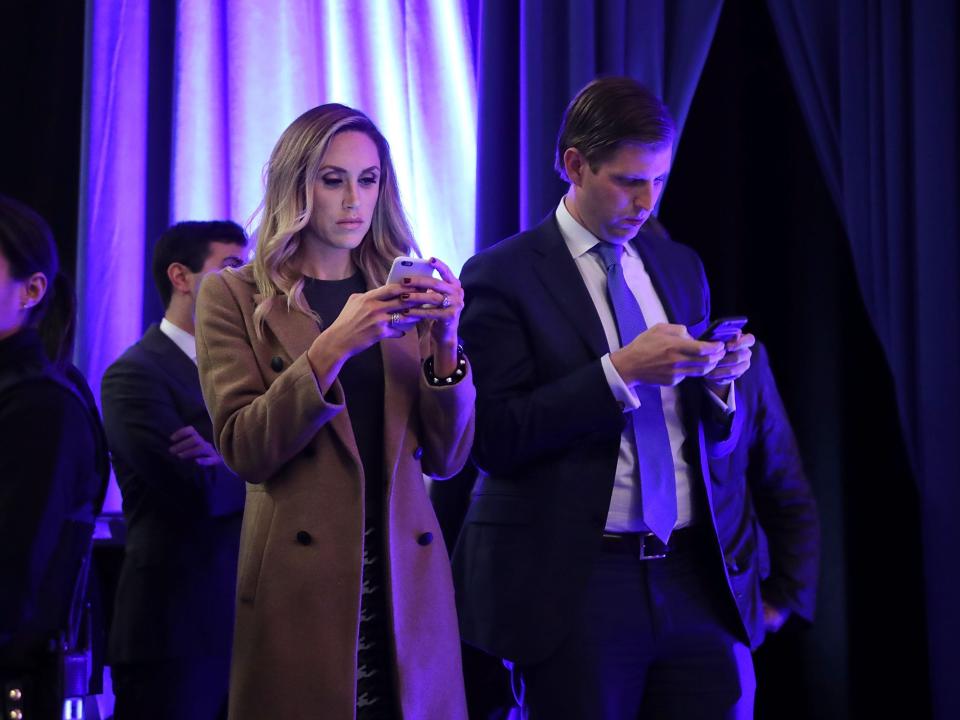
xmin=595 ymin=242 xmax=677 ymax=542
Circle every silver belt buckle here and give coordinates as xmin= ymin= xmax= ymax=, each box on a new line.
xmin=638 ymin=533 xmax=668 ymax=561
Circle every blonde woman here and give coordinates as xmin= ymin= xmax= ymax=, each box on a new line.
xmin=195 ymin=104 xmax=474 ymax=720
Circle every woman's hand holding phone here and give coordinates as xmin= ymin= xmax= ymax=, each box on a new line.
xmin=394 ymin=257 xmax=465 ymax=376
xmin=307 ymin=281 xmax=424 ymax=391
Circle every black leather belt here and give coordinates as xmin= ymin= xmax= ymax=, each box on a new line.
xmin=599 ymin=526 xmax=700 ymax=560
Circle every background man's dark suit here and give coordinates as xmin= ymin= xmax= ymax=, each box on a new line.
xmin=708 ymin=342 xmax=819 ymax=631
xmin=451 ymin=213 xmax=765 ymax=670
xmin=101 ymin=324 xmax=244 ymax=719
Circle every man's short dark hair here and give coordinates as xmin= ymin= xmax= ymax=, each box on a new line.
xmin=152 ymin=220 xmax=247 ymax=309
xmin=555 ymin=76 xmax=675 ymax=181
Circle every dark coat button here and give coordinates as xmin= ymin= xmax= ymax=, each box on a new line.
xmin=417 ymin=532 xmax=433 ymax=546
xmin=296 ymin=530 xmax=312 ymax=545
xmin=413 ymin=446 xmax=424 ymax=460
xmin=270 ymin=356 xmax=284 ymax=372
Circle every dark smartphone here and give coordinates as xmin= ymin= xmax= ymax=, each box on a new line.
xmin=698 ymin=316 xmax=748 ymax=342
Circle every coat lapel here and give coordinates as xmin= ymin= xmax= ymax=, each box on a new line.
xmin=381 ymin=329 xmax=419 ymax=499
xmin=254 ymin=291 xmax=362 ymax=469
xmin=255 ymin=293 xmax=321 ymax=361
xmin=531 ymin=217 xmax=610 ymax=358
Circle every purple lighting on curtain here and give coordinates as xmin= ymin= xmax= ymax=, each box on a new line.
xmin=169 ymin=0 xmax=477 ymax=264
xmin=79 ymin=1 xmax=476 ymax=513
xmin=77 ymin=0 xmax=150 ymax=409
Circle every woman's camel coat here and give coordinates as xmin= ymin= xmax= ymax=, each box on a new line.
xmin=196 ymin=266 xmax=474 ymax=720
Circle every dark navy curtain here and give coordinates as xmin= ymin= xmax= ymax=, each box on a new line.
xmin=470 ymin=0 xmax=724 ymax=250
xmin=766 ymin=2 xmax=960 ymax=718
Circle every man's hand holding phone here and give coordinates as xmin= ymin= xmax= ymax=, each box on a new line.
xmin=610 ymin=323 xmax=726 ymax=387
xmin=697 ymin=316 xmax=755 ymax=400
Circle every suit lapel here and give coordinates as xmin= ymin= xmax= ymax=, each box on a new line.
xmin=531 ymin=218 xmax=610 ymax=358
xmin=632 ymin=232 xmax=681 ymax=324
xmin=638 ymin=233 xmax=720 ymax=524
xmin=141 ymin=324 xmax=202 ymax=395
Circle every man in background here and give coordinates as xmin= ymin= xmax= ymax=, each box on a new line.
xmin=101 ymin=221 xmax=247 ymax=720
xmin=708 ymin=341 xmax=819 ymax=642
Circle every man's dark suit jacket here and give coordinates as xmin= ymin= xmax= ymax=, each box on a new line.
xmin=452 ymin=213 xmax=766 ymax=667
xmin=708 ymin=342 xmax=819 ymax=625
xmin=101 ymin=323 xmax=244 ymax=665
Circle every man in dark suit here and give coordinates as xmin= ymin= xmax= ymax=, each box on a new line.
xmin=453 ymin=77 xmax=762 ymax=718
xmin=441 ymin=347 xmax=820 ymax=719
xmin=101 ymin=221 xmax=247 ymax=720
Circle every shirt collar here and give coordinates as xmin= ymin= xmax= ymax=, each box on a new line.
xmin=554 ymin=197 xmax=639 ymax=260
xmin=159 ymin=317 xmax=197 ymax=364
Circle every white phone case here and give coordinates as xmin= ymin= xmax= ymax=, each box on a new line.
xmin=386 ymin=256 xmax=436 ymax=285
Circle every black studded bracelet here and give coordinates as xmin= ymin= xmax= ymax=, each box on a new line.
xmin=423 ymin=345 xmax=468 ymax=386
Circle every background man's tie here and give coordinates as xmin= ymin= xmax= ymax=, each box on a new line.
xmin=595 ymin=241 xmax=677 ymax=542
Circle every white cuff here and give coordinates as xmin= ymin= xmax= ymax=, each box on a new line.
xmin=706 ymin=380 xmax=736 ymax=415
xmin=601 ymin=354 xmax=641 ymax=412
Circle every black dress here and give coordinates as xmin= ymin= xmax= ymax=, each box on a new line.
xmin=0 ymin=328 xmax=107 ymax=716
xmin=302 ymin=274 xmax=397 ymax=720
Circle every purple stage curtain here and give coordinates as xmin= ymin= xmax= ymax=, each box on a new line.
xmin=766 ymin=2 xmax=960 ymax=718
xmin=77 ymin=0 xmax=476 ymax=513
xmin=76 ymin=0 xmax=151 ymax=422
xmin=469 ymin=0 xmax=725 ymax=250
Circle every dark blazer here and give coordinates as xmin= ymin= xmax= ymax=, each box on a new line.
xmin=452 ymin=213 xmax=763 ymax=666
xmin=101 ymin=323 xmax=244 ymax=664
xmin=708 ymin=342 xmax=819 ymax=624
xmin=0 ymin=329 xmax=104 ymax=669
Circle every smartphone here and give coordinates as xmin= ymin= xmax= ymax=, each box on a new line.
xmin=698 ymin=316 xmax=748 ymax=342
xmin=385 ymin=256 xmax=436 ymax=285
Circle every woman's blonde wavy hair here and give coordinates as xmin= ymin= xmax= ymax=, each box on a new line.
xmin=250 ymin=103 xmax=419 ymax=337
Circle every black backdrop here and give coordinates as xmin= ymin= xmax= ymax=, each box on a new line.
xmin=661 ymin=2 xmax=928 ymax=718
xmin=1 ymin=2 xmax=84 ymax=281
xmin=1 ymin=1 xmax=931 ymax=718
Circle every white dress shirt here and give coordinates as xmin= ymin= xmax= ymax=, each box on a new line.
xmin=555 ymin=199 xmax=733 ymax=532
xmin=159 ymin=317 xmax=197 ymax=365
